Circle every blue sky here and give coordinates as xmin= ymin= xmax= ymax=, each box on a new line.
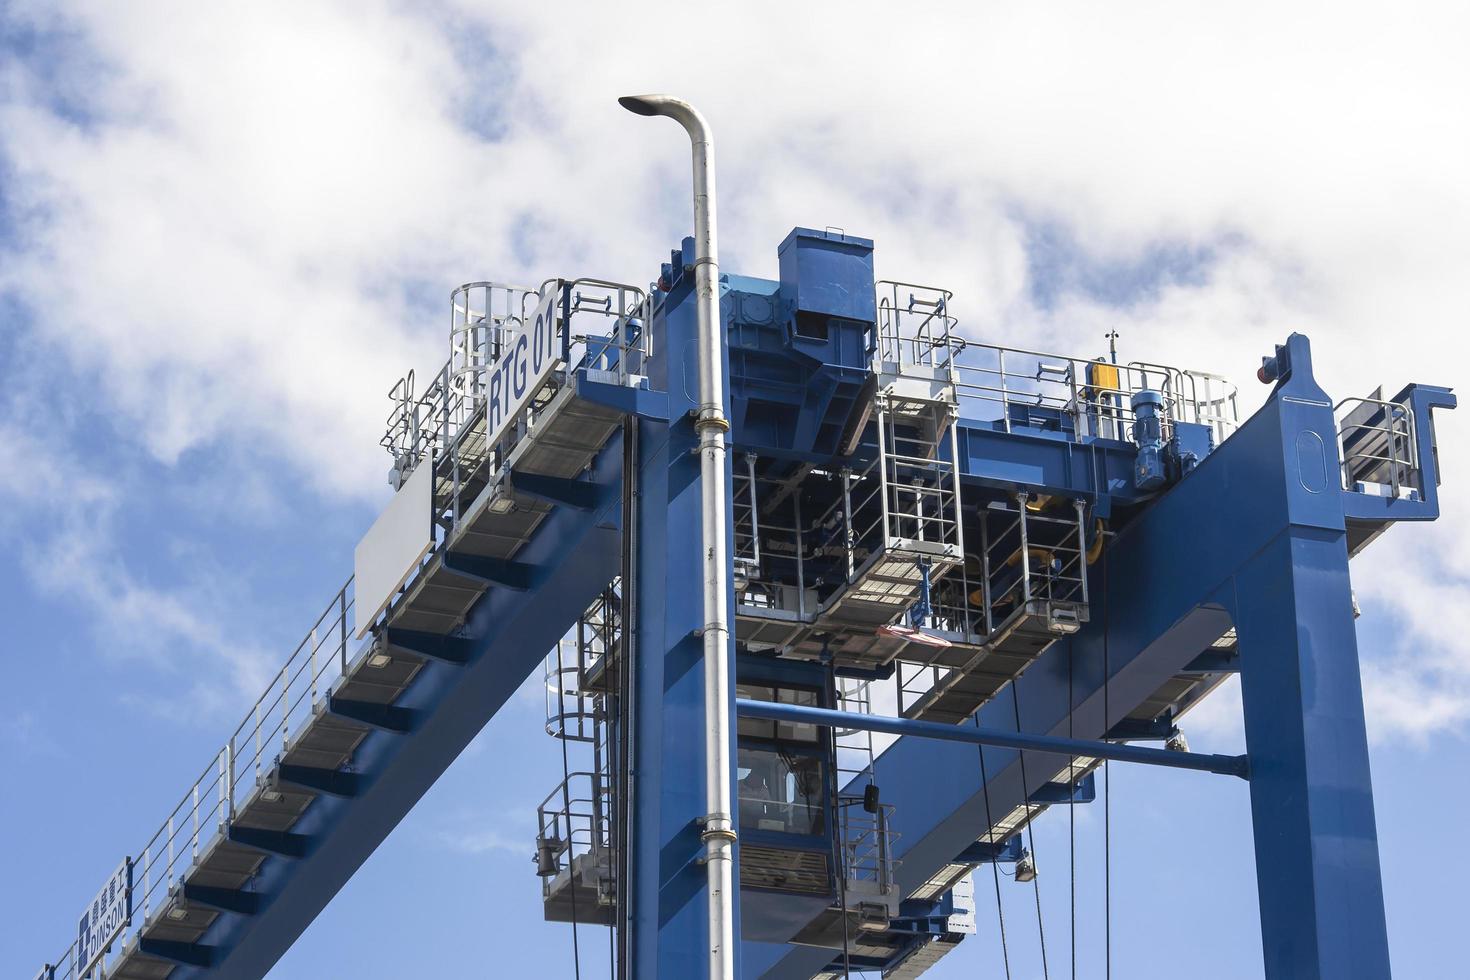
xmin=3 ymin=2 xmax=1469 ymax=978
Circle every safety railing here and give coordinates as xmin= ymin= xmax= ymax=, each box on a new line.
xmin=1128 ymin=360 xmax=1238 ymax=442
xmin=1336 ymin=396 xmax=1418 ymax=496
xmin=535 ymin=769 xmax=614 ymax=903
xmin=563 ymin=277 xmax=651 ymax=387
xmin=42 ymin=578 xmax=360 ymax=980
xmin=382 ymin=278 xmax=651 ymax=505
xmin=895 ymin=660 xmax=945 ymax=717
xmin=805 ymin=457 xmax=879 ymax=580
xmin=733 ymin=508 xmax=812 ymax=615
xmin=950 ymin=342 xmax=1239 ymax=444
xmin=875 ymin=281 xmax=958 ymax=372
xmin=979 ymin=494 xmax=1088 ymax=617
xmin=838 ymin=800 xmax=899 ymax=895
xmin=876 ymin=280 xmax=1238 ymax=446
xmin=544 ymin=583 xmax=620 ymax=740
xmin=925 ymin=562 xmax=984 ymax=637
xmin=802 ymin=427 xmax=962 ymax=578
xmin=450 ymin=281 xmax=538 ymax=422
xmin=871 ymin=408 xmax=962 ymax=553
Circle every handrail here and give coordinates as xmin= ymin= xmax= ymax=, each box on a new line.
xmin=1335 ymin=396 xmax=1418 ymax=495
xmin=43 ymin=577 xmax=360 ymax=979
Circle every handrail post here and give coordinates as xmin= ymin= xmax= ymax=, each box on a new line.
xmin=254 ymin=702 xmax=262 ymax=785
xmin=339 ymin=587 xmax=348 ymax=678
xmin=794 ymin=492 xmax=807 ymax=618
xmin=999 ymin=349 xmax=1011 ymax=432
xmin=840 ymin=468 xmax=854 ymax=582
xmin=876 ymin=399 xmax=893 ymax=545
xmin=1075 ymin=499 xmax=1090 ymax=606
xmin=979 ymin=511 xmax=995 ymax=635
xmin=1015 ymin=492 xmax=1032 ymax=605
xmin=226 ymin=736 xmax=235 ymax=821
xmin=745 ymin=454 xmax=761 ymax=567
xmin=280 ymin=665 xmax=289 ymax=755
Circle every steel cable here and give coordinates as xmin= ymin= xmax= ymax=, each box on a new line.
xmin=1011 ymin=685 xmax=1050 ymax=979
xmin=1102 ymin=543 xmax=1112 ymax=980
xmin=975 ymin=715 xmax=1013 ymax=979
xmin=1068 ymin=637 xmax=1077 ymax=980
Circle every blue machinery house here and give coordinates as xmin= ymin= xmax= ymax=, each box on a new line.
xmin=34 ymin=221 xmax=1453 ymax=980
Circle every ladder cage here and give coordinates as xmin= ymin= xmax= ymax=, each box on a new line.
xmin=837 ymin=800 xmax=900 ymax=896
xmin=544 ymin=638 xmax=595 ymax=743
xmin=875 ymin=280 xmax=959 ymax=372
xmin=544 ymin=584 xmax=621 ymax=740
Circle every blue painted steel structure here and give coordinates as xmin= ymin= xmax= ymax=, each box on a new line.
xmin=31 ymin=224 xmax=1453 ymax=980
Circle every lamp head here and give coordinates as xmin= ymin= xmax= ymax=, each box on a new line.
xmin=618 ymin=95 xmax=663 ymax=116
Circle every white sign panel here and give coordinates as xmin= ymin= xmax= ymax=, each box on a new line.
xmin=483 ymin=282 xmax=562 ymax=450
xmin=354 ymin=455 xmax=434 ymax=638
xmin=77 ymin=859 xmax=130 ymax=976
xmin=352 ymin=281 xmax=562 ymax=639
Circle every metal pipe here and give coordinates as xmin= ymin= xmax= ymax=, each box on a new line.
xmin=734 ymin=698 xmax=1250 ymax=779
xmin=620 ymin=93 xmax=736 ymax=980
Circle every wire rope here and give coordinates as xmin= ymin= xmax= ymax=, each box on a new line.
xmin=974 ymin=714 xmax=1013 ymax=979
xmin=1068 ymin=635 xmax=1077 ymax=980
xmin=1011 ymin=685 xmax=1050 ymax=979
xmin=1101 ymin=537 xmax=1112 ymax=980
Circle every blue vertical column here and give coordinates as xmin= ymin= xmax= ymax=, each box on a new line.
xmin=628 ymin=282 xmax=741 ymax=977
xmin=1228 ymin=335 xmax=1391 ymax=979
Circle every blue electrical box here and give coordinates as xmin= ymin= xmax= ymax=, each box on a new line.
xmin=778 ymin=228 xmax=877 ymax=326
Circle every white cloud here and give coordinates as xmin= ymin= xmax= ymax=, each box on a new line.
xmin=429 ymin=805 xmax=535 ymax=858
xmin=2 ymin=0 xmax=1468 ymax=737
xmin=0 ymin=390 xmax=277 ymax=716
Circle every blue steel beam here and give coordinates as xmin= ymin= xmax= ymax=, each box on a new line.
xmin=162 ymin=439 xmax=626 ymax=980
xmin=747 ymin=334 xmax=1450 ymax=979
xmin=954 ymin=422 xmax=1140 ymax=512
xmin=733 ymin=699 xmax=1247 ymax=777
xmin=627 ymin=276 xmax=743 ymax=977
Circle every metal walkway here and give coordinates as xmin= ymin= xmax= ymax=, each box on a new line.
xmin=42 ymin=280 xmax=644 ymax=980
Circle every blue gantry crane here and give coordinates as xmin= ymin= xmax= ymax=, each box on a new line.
xmin=35 ymin=97 xmax=1454 ymax=980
